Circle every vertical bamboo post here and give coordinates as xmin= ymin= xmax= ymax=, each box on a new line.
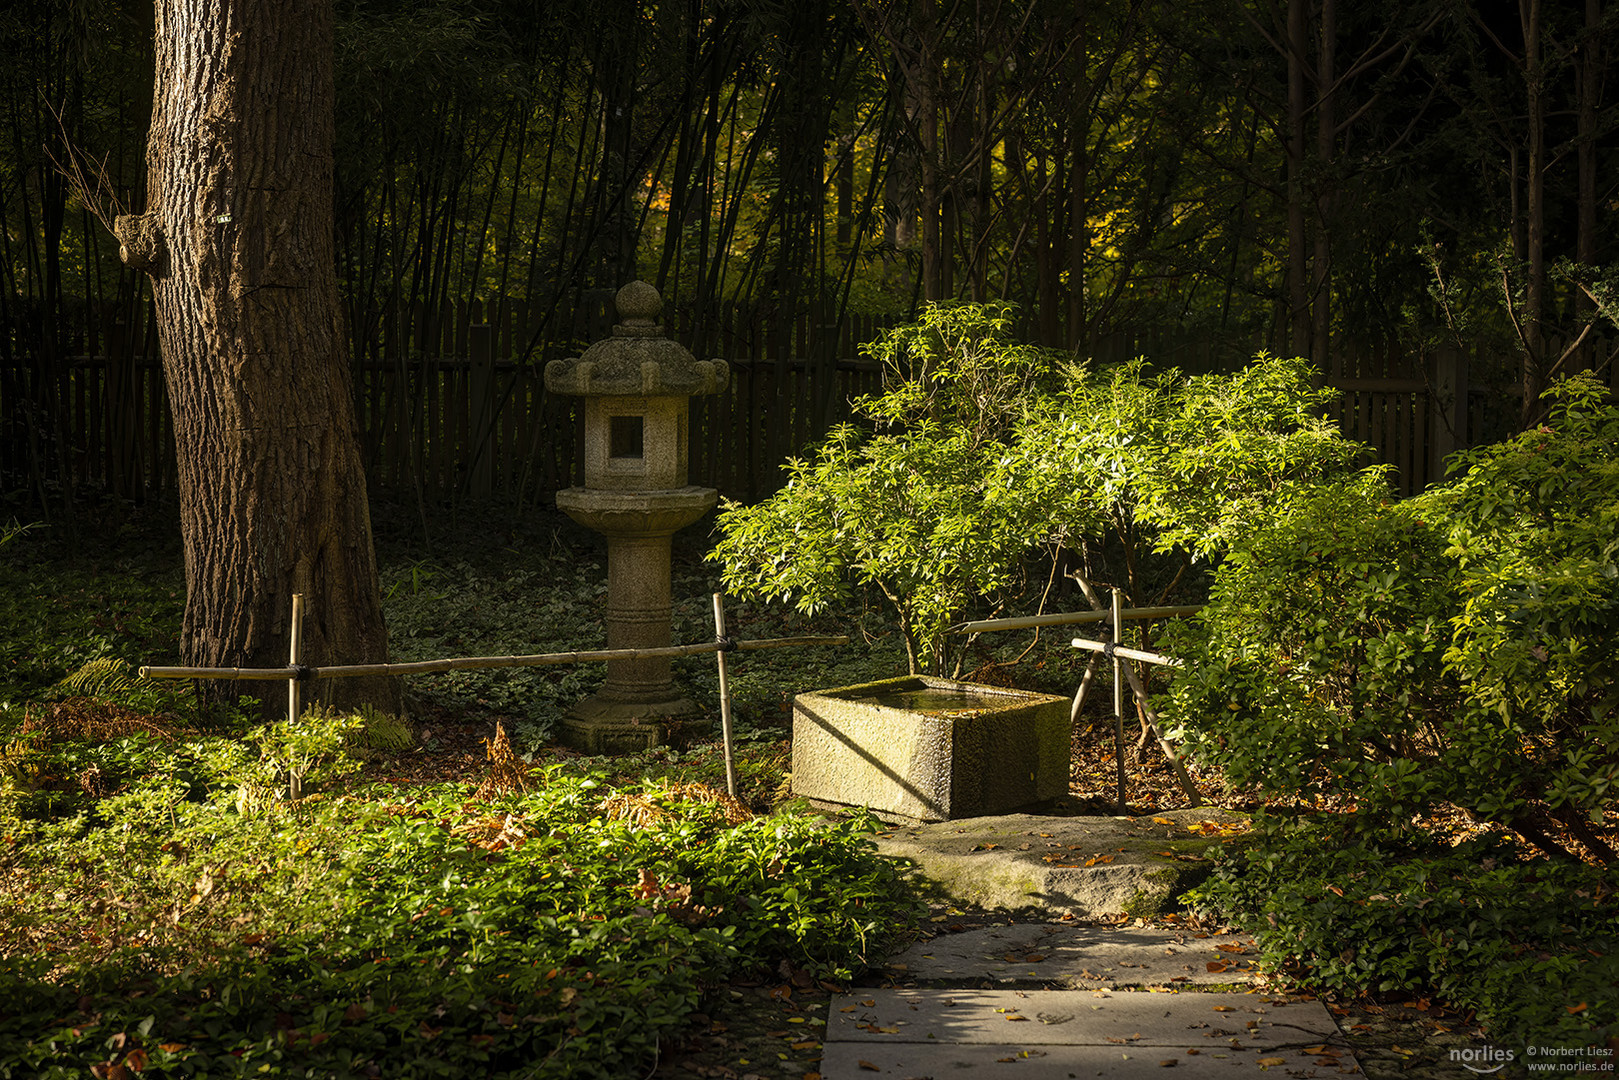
xmin=712 ymin=593 xmax=739 ymax=797
xmin=1112 ymin=589 xmax=1126 ymax=812
xmin=287 ymin=592 xmax=304 ymax=801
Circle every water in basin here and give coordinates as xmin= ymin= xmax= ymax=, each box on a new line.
xmin=841 ymin=685 xmax=1020 ymax=715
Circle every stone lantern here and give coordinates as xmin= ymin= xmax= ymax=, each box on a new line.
xmin=544 ymin=281 xmax=728 ymax=753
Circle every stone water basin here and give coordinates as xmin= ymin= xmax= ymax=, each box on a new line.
xmin=791 ymin=675 xmax=1069 ymax=822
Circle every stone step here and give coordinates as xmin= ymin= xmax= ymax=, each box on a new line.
xmin=821 ymin=989 xmax=1360 ymax=1078
xmin=880 ymin=923 xmax=1264 ymax=989
xmin=869 ymin=809 xmax=1254 ymax=917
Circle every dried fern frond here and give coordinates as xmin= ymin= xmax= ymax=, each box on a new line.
xmin=658 ymin=781 xmax=753 ymax=825
xmin=475 ymin=722 xmax=530 ymax=799
xmin=597 ymin=792 xmax=672 ymax=828
xmin=598 ymin=782 xmax=752 ymax=828
xmin=20 ymin=698 xmax=183 ymax=743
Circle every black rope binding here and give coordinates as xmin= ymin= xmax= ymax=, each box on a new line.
xmin=290 ymin=664 xmax=316 ymax=681
xmin=1101 ymin=640 xmax=1118 ymax=659
xmin=715 ymin=636 xmax=739 ymax=653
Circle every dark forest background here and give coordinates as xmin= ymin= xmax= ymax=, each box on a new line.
xmin=3 ymin=0 xmax=1616 ymax=513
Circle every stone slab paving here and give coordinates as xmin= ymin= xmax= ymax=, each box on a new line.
xmin=869 ymin=808 xmax=1253 ymax=915
xmin=821 ymin=989 xmax=1361 ymax=1078
xmin=881 ymin=923 xmax=1264 ymax=988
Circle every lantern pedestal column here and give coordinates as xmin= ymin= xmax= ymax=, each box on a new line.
xmin=553 ymin=488 xmax=716 ymax=754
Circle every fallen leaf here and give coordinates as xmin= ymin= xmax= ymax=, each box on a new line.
xmin=1159 ymin=1060 xmax=1178 ymax=1067
xmin=123 ymin=1048 xmax=149 ymax=1072
xmin=1211 ymin=1006 xmax=1234 ymax=1012
xmin=858 ymin=1061 xmax=879 ymax=1072
xmin=1568 ymin=1003 xmax=1589 ymax=1015
xmin=1152 ymin=817 xmax=1174 ymax=824
xmin=1257 ymin=1057 xmax=1285 ymax=1067
xmin=1206 ymin=962 xmax=1228 ymax=973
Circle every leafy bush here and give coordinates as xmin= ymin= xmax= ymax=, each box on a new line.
xmin=0 ymin=733 xmax=917 ymax=1078
xmin=1189 ymin=814 xmax=1617 ymax=1051
xmin=714 ymin=305 xmax=1365 ymax=676
xmin=713 ymin=301 xmax=1061 ymax=675
xmin=1164 ymin=376 xmax=1619 ymax=861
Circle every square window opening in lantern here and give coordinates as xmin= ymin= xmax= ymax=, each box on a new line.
xmin=610 ymin=415 xmax=645 ymax=459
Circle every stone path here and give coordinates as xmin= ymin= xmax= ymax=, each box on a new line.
xmin=821 ymin=988 xmax=1359 ymax=1077
xmin=814 ymin=813 xmax=1364 ymax=1078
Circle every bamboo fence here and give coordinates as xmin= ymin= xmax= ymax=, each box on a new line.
xmin=8 ymin=297 xmax=1613 ymax=507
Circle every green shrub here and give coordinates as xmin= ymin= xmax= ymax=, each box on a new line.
xmin=713 ymin=301 xmax=1062 ymax=675
xmin=1189 ymin=815 xmax=1617 ymax=1051
xmin=714 ymin=303 xmax=1364 ymax=676
xmin=1164 ymin=376 xmax=1619 ymax=861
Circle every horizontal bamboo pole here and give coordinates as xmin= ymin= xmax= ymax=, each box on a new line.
xmin=138 ymin=635 xmax=847 ymax=682
xmin=1069 ymin=636 xmax=1185 ymax=669
xmin=950 ymin=605 xmax=1201 ymax=635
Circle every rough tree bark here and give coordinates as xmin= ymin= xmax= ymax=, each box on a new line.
xmin=119 ymin=0 xmax=397 ymax=717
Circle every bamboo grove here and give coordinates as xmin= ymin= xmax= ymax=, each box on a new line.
xmin=3 ymin=0 xmax=1616 ymax=508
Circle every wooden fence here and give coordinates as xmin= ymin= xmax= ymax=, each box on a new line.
xmin=4 ymin=296 xmax=1615 ymax=508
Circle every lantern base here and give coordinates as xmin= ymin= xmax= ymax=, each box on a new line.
xmin=558 ymin=694 xmax=710 ymax=755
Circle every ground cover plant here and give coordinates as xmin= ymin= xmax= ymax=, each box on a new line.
xmin=0 ymin=508 xmax=925 ymax=1078
xmin=0 ymin=681 xmax=918 ymax=1078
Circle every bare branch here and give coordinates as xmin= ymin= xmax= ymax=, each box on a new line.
xmin=41 ymin=97 xmax=128 ymax=235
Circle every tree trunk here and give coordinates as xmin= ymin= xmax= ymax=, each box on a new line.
xmin=1310 ymin=0 xmax=1336 ymax=368
xmin=1520 ymin=0 xmax=1547 ymax=426
xmin=131 ymin=0 xmax=397 ymax=717
xmin=1286 ymin=0 xmax=1312 ymax=358
xmin=916 ymin=0 xmax=944 ymax=303
xmin=1574 ymin=0 xmax=1602 ymax=367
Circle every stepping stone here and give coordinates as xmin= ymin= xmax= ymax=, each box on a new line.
xmin=883 ymin=924 xmax=1264 ymax=988
xmin=870 ymin=809 xmax=1254 ymax=916
xmin=822 ymin=989 xmax=1360 ymax=1078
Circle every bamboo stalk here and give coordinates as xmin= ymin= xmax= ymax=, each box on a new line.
xmin=1068 ymin=638 xmax=1186 ymax=668
xmin=287 ymin=593 xmax=303 ymax=801
xmin=139 ymin=635 xmax=847 ymax=682
xmin=712 ymin=593 xmax=738 ymax=798
xmin=949 ymin=605 xmax=1201 ymax=635
xmin=1111 ymin=590 xmax=1126 ymax=813
xmin=1114 ymin=649 xmax=1203 ymax=807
